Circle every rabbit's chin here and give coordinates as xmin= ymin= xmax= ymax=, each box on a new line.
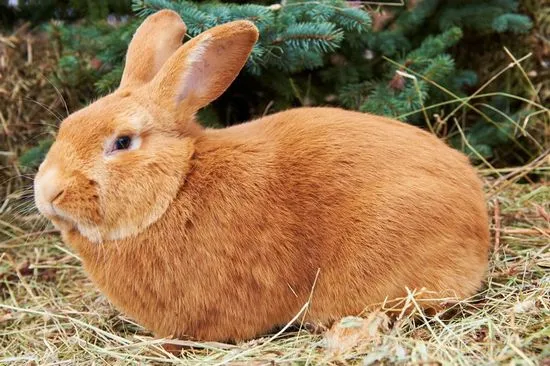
xmin=50 ymin=200 xmax=171 ymax=244
xmin=50 ymin=216 xmax=76 ymax=233
xmin=49 ymin=216 xmax=101 ymax=243
xmin=61 ymin=222 xmax=135 ymax=244
xmin=74 ymin=214 xmax=160 ymax=244
xmin=47 ymin=211 xmax=107 ymax=244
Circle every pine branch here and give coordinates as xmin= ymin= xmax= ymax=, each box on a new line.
xmin=272 ymin=22 xmax=344 ymax=53
xmin=492 ymin=13 xmax=532 ymax=33
xmin=134 ymin=0 xmax=217 ymax=35
xmin=405 ymin=27 xmax=462 ymax=62
xmin=331 ymin=7 xmax=372 ymax=33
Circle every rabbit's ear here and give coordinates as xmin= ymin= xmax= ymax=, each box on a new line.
xmin=149 ymin=20 xmax=258 ymax=113
xmin=119 ymin=10 xmax=187 ymax=89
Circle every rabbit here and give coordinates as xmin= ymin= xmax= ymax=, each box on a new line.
xmin=33 ymin=9 xmax=490 ymax=343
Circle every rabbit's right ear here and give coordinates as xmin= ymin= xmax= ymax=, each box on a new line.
xmin=148 ymin=20 xmax=259 ymax=115
xmin=119 ymin=10 xmax=187 ymax=89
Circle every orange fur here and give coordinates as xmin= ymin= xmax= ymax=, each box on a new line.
xmin=34 ymin=12 xmax=490 ymax=342
xmin=119 ymin=9 xmax=187 ymax=89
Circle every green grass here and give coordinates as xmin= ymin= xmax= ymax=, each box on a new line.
xmin=1 ymin=179 xmax=548 ymax=365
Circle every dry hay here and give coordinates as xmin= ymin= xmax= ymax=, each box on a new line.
xmin=0 ymin=23 xmax=88 ymax=199
xmin=0 ymin=179 xmax=548 ymax=365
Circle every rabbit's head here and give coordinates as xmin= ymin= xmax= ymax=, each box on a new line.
xmin=34 ymin=10 xmax=259 ymax=243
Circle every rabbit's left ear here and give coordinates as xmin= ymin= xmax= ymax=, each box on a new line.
xmin=148 ymin=20 xmax=259 ymax=113
xmin=119 ymin=10 xmax=187 ymax=89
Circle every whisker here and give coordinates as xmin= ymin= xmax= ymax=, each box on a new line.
xmin=3 ymin=186 xmax=35 ymax=199
xmin=23 ymin=97 xmax=64 ymax=122
xmin=6 ymin=198 xmax=35 ymax=211
xmin=1 ymin=211 xmax=38 ymax=228
xmin=0 ymin=175 xmax=33 ymax=186
xmin=17 ymin=175 xmax=37 ymax=182
xmin=8 ymin=204 xmax=39 ymax=218
xmin=25 ymin=130 xmax=56 ymax=145
xmin=36 ymin=70 xmax=70 ymax=118
xmin=21 ymin=209 xmax=48 ymax=247
xmin=15 ymin=121 xmax=59 ymax=129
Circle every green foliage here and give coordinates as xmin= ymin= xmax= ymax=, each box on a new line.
xmin=438 ymin=0 xmax=532 ymax=33
xmin=133 ymin=0 xmax=370 ymax=75
xmin=355 ymin=0 xmax=531 ymax=124
xmin=3 ymin=0 xmax=540 ymax=168
xmin=52 ymin=0 xmax=376 ymax=123
xmin=359 ymin=28 xmax=462 ymax=118
xmin=18 ymin=139 xmax=54 ymax=171
xmin=350 ymin=0 xmax=537 ymax=163
xmin=491 ymin=13 xmax=533 ymax=33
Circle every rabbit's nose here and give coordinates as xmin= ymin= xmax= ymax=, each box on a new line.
xmin=34 ymin=167 xmax=66 ymax=216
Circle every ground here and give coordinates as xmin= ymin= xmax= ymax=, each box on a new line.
xmin=0 ymin=178 xmax=548 ymax=365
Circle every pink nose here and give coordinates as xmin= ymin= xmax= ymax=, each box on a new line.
xmin=34 ymin=167 xmax=66 ymax=215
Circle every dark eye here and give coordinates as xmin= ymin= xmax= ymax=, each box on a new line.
xmin=114 ymin=136 xmax=132 ymax=151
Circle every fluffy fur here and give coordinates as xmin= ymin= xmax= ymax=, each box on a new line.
xmin=34 ymin=11 xmax=490 ymax=342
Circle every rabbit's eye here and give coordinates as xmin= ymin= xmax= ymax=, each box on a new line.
xmin=106 ymin=135 xmax=141 ymax=156
xmin=114 ymin=136 xmax=132 ymax=151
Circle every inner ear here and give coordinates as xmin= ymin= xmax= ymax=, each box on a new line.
xmin=175 ymin=34 xmax=252 ymax=110
xmin=149 ymin=20 xmax=259 ymax=113
xmin=177 ymin=36 xmax=213 ymax=103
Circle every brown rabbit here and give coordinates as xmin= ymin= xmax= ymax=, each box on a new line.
xmin=34 ymin=10 xmax=490 ymax=342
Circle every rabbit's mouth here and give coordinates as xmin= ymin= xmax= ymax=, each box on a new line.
xmin=47 ymin=207 xmax=85 ymax=235
xmin=38 ymin=195 xmax=172 ymax=244
xmin=50 ymin=215 xmax=76 ymax=232
xmin=34 ymin=192 xmax=77 ymax=233
xmin=38 ymin=198 xmax=103 ymax=243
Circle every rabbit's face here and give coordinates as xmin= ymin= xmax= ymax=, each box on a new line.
xmin=33 ymin=10 xmax=258 ymax=243
xmin=34 ymin=92 xmax=194 ymax=243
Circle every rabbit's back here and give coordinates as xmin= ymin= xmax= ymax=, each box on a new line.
xmin=188 ymin=107 xmax=489 ymax=329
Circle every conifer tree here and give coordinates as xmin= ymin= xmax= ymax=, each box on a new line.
xmin=6 ymin=0 xmax=538 ymax=168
